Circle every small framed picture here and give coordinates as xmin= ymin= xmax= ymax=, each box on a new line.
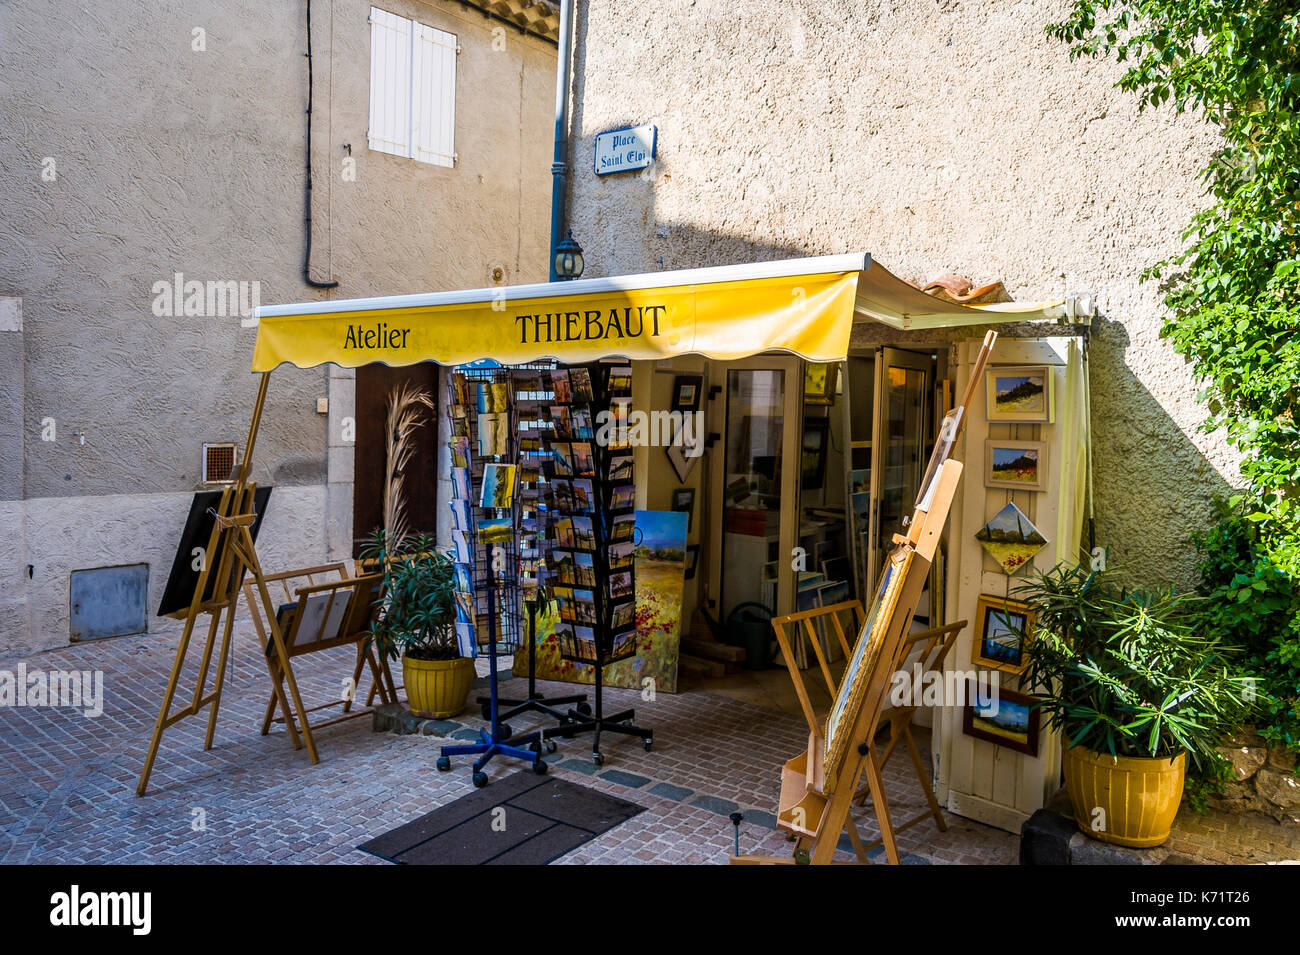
xmin=685 ymin=545 xmax=700 ymax=580
xmin=963 ymin=687 xmax=1040 ymax=757
xmin=665 ymin=423 xmax=700 ymax=483
xmin=672 ymin=374 xmax=703 ymax=412
xmin=971 ymin=595 xmax=1035 ymax=675
xmin=801 ymin=418 xmax=830 ymax=490
xmin=671 ymin=487 xmax=695 ymax=533
xmin=985 ymin=366 xmax=1055 ymax=423
xmin=984 ymin=439 xmax=1047 ymax=492
xmin=804 ymin=362 xmax=838 ymax=406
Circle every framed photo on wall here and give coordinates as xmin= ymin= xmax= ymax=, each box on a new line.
xmin=801 ymin=418 xmax=830 ymax=490
xmin=983 ymin=439 xmax=1047 ymax=492
xmin=671 ymin=487 xmax=695 ymax=532
xmin=671 ymin=374 xmax=703 ymax=412
xmin=665 ymin=422 xmax=700 ymax=483
xmin=804 ymin=362 xmax=838 ymax=406
xmin=962 ymin=687 xmax=1040 ymax=757
xmin=985 ymin=366 xmax=1055 ymax=423
xmin=971 ymin=595 xmax=1035 ymax=675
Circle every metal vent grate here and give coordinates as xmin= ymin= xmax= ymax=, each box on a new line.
xmin=202 ymin=443 xmax=236 ymax=483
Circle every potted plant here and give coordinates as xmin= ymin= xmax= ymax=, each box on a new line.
xmin=363 ymin=529 xmax=474 ymax=718
xmin=1020 ymin=564 xmax=1250 ymax=847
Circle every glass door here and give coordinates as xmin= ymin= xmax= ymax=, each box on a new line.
xmin=706 ymin=357 xmax=801 ymax=621
xmin=868 ymin=348 xmax=932 ymax=583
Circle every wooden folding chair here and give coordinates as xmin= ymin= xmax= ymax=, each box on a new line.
xmin=243 ymin=564 xmax=396 ymax=762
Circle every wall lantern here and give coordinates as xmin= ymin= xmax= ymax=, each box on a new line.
xmin=554 ymin=230 xmax=584 ymax=281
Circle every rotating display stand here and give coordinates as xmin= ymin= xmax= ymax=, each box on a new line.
xmin=436 ymin=367 xmax=542 ymax=787
xmin=437 ymin=579 xmax=546 ymax=786
xmin=539 ymin=362 xmax=652 ymax=765
xmin=484 ymin=590 xmax=590 ymax=741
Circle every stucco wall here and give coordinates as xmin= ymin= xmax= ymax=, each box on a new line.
xmin=565 ymin=0 xmax=1240 ymax=588
xmin=0 ymin=0 xmax=555 ymax=653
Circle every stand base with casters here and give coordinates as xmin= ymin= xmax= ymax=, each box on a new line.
xmin=543 ymin=706 xmax=653 ymax=766
xmin=478 ymin=691 xmax=589 ymax=727
xmin=437 ymin=728 xmax=548 ymax=787
xmin=479 ymin=597 xmax=589 ymax=745
xmin=436 ymin=591 xmax=545 ymax=785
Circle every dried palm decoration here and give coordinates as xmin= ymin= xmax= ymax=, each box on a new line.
xmin=383 ymin=382 xmax=436 ymax=548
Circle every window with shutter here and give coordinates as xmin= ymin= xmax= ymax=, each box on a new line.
xmin=367 ymin=7 xmax=456 ymax=167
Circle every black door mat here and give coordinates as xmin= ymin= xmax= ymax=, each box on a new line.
xmin=359 ymin=770 xmax=646 ymax=865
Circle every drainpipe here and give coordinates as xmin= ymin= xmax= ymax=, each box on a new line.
xmin=548 ymin=0 xmax=575 ymax=282
xmin=304 ymin=0 xmax=339 ymax=290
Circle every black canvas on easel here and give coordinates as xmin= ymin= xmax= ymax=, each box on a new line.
xmin=542 ymin=361 xmax=652 ymax=765
xmin=157 ymin=485 xmax=273 ymax=617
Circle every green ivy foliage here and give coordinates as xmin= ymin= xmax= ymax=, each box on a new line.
xmin=1048 ymin=2 xmax=1300 ymax=562
xmin=1193 ymin=498 xmax=1300 ymax=754
xmin=1048 ymin=3 xmax=1300 ymax=754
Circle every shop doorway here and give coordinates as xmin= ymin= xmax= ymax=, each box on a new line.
xmin=845 ymin=346 xmax=943 ymax=625
xmin=704 ymin=356 xmax=802 ymax=624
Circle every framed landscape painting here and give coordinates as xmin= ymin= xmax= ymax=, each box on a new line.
xmin=985 ymin=366 xmax=1054 ymax=423
xmin=975 ymin=502 xmax=1049 ymax=575
xmin=963 ymin=687 xmax=1040 ymax=757
xmin=984 ymin=439 xmax=1047 ymax=491
xmin=971 ymin=595 xmax=1035 ymax=675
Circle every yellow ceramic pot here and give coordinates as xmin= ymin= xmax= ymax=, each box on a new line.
xmin=402 ymin=654 xmax=474 ymax=718
xmin=1063 ymin=745 xmax=1186 ymax=848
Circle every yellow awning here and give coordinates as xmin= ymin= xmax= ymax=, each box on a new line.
xmin=250 ymin=253 xmax=1061 ymax=371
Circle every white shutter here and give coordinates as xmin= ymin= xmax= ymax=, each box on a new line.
xmin=411 ymin=23 xmax=457 ymax=167
xmin=368 ymin=7 xmax=411 ymax=158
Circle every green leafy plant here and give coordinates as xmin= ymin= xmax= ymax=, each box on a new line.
xmin=1193 ymin=497 xmax=1300 ymax=756
xmin=362 ymin=529 xmax=459 ymax=662
xmin=1019 ymin=564 xmax=1252 ymax=780
xmin=1047 ymin=1 xmax=1300 ymax=585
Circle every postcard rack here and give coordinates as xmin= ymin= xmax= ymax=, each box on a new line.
xmin=540 ymin=361 xmax=652 ymax=765
xmin=491 ymin=363 xmax=589 ymax=727
xmin=438 ymin=366 xmax=544 ymax=786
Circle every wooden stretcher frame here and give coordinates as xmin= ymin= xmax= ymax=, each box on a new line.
xmin=243 ymin=564 xmax=397 ymax=759
xmin=732 ymin=330 xmax=997 ymax=864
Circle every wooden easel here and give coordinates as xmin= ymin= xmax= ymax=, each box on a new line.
xmin=136 ymin=374 xmax=313 ymax=795
xmin=244 ymin=564 xmax=396 ymax=757
xmin=850 ymin=620 xmax=964 ymax=840
xmin=768 ymin=601 xmax=966 ymax=860
xmin=731 ymin=331 xmax=997 ymax=864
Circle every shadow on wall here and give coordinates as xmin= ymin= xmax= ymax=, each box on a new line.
xmin=1086 ymin=314 xmax=1237 ymax=588
xmin=575 ymin=216 xmax=1236 ymax=591
xmin=565 ymin=9 xmax=1238 ymax=590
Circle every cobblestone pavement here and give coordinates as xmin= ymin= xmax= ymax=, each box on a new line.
xmin=0 ymin=626 xmax=1018 ymax=864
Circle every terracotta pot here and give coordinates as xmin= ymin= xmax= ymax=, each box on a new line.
xmin=402 ymin=654 xmax=474 ymax=718
xmin=1063 ymin=745 xmax=1186 ymax=847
